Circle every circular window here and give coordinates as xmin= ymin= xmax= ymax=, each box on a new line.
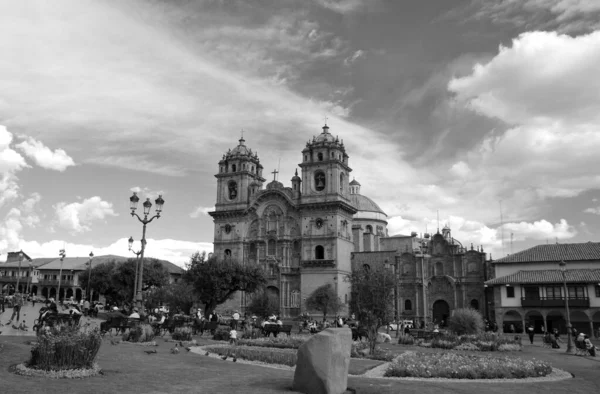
xmin=225 ymin=224 xmax=232 ymax=234
xmin=314 ymin=171 xmax=326 ymax=191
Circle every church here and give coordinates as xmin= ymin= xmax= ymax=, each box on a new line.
xmin=209 ymin=125 xmax=490 ymax=324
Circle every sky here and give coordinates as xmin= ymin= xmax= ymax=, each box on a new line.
xmin=1 ymin=0 xmax=600 ymax=267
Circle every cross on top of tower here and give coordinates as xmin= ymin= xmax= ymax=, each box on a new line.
xmin=271 ymin=169 xmax=279 ymax=181
xmin=239 ymin=129 xmax=245 ymax=145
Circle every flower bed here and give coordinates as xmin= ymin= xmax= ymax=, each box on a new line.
xmin=417 ymin=332 xmax=521 ymax=352
xmin=384 ymin=352 xmax=552 ymax=379
xmin=13 ymin=362 xmax=102 ymax=379
xmin=171 ymin=327 xmax=193 ymax=341
xmin=203 ymin=345 xmax=297 ymax=367
xmin=237 ymin=335 xmax=306 ymax=349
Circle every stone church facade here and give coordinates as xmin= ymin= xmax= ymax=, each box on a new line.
xmin=209 ymin=125 xmax=490 ymax=321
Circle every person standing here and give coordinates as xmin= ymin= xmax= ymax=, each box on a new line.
xmin=232 ymin=310 xmax=240 ymax=330
xmin=527 ymin=324 xmax=535 ymax=344
xmin=7 ymin=292 xmax=23 ymax=325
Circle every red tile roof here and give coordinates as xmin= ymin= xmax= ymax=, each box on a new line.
xmin=485 ymin=269 xmax=600 ymax=285
xmin=494 ymin=242 xmax=600 ymax=264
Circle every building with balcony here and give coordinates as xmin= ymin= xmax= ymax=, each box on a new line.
xmin=485 ymin=242 xmax=600 ymax=336
xmin=0 ymin=252 xmax=184 ymax=301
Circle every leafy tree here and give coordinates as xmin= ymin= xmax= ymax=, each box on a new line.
xmin=305 ymin=283 xmax=343 ymax=322
xmin=145 ymin=281 xmax=196 ymax=315
xmin=184 ymin=254 xmax=267 ymax=316
xmin=79 ymin=258 xmax=169 ymax=304
xmin=246 ymin=287 xmax=280 ymax=318
xmin=347 ymin=265 xmax=395 ymax=353
xmin=448 ymin=308 xmax=484 ymax=335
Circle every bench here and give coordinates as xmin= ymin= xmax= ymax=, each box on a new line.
xmin=262 ymin=324 xmax=293 ymax=337
xmin=191 ymin=321 xmax=218 ymax=336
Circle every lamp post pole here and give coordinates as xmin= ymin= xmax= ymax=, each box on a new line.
xmin=421 ymin=241 xmax=429 ymax=328
xmin=15 ymin=251 xmax=24 ymax=294
xmin=25 ymin=260 xmax=32 ymax=296
xmin=57 ymin=249 xmax=66 ymax=303
xmin=128 ymin=236 xmax=143 ymax=303
xmin=384 ymin=260 xmax=390 ymax=334
xmin=559 ymin=260 xmax=575 ymax=354
xmin=129 ymin=192 xmax=165 ymax=312
xmin=86 ymin=252 xmax=94 ymax=301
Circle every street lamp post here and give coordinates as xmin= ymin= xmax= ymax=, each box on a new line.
xmin=57 ymin=249 xmax=66 ymax=303
xmin=15 ymin=251 xmax=24 ymax=294
xmin=384 ymin=260 xmax=391 ymax=334
xmin=420 ymin=241 xmax=429 ymax=328
xmin=25 ymin=260 xmax=33 ymax=296
xmin=129 ymin=192 xmax=165 ymax=311
xmin=86 ymin=252 xmax=94 ymax=301
xmin=128 ymin=236 xmax=143 ymax=303
xmin=559 ymin=260 xmax=575 ymax=354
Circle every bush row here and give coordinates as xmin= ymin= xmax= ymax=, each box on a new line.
xmin=203 ymin=345 xmax=297 ymax=367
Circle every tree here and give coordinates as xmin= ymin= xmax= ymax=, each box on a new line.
xmin=79 ymin=258 xmax=170 ymax=305
xmin=144 ymin=281 xmax=196 ymax=315
xmin=347 ymin=265 xmax=395 ymax=353
xmin=184 ymin=254 xmax=267 ymax=316
xmin=305 ymin=283 xmax=342 ymax=322
xmin=246 ymin=287 xmax=280 ymax=318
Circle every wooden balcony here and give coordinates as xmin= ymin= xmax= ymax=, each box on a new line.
xmin=521 ymin=297 xmax=590 ymax=308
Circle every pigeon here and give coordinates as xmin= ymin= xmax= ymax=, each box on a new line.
xmin=233 ymin=357 xmax=237 ymax=362
xmin=171 ymin=345 xmax=180 ymax=354
xmin=110 ymin=339 xmax=121 ymax=346
xmin=221 ymin=355 xmax=227 ymax=360
xmin=205 ymin=352 xmax=209 ymax=356
xmin=144 ymin=349 xmax=157 ymax=354
xmin=185 ymin=347 xmax=192 ymax=352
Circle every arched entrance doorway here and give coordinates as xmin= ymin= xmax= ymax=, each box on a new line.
xmin=49 ymin=288 xmax=56 ymax=298
xmin=432 ymin=300 xmax=450 ymax=326
xmin=76 ymin=288 xmax=83 ymax=301
xmin=42 ymin=287 xmax=48 ymax=299
xmin=546 ymin=310 xmax=565 ymax=334
xmin=31 ymin=285 xmax=38 ymax=296
xmin=570 ymin=311 xmax=590 ymax=336
xmin=525 ymin=310 xmax=544 ymax=333
xmin=266 ymin=286 xmax=280 ymax=316
xmin=593 ymin=311 xmax=600 ymax=337
xmin=66 ymin=288 xmax=74 ymax=299
xmin=503 ymin=310 xmax=522 ymax=333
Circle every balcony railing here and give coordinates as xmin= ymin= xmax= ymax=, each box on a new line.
xmin=520 ymin=297 xmax=590 ymax=308
xmin=301 ymin=259 xmax=335 ymax=268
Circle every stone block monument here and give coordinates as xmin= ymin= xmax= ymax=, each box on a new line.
xmin=292 ymin=327 xmax=352 ymax=394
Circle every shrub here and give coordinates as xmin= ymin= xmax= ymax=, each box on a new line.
xmin=171 ymin=327 xmax=193 ymax=341
xmin=498 ymin=344 xmax=522 ymax=352
xmin=351 ymin=341 xmax=369 ymax=358
xmin=213 ymin=328 xmax=230 ymax=341
xmin=28 ymin=324 xmax=102 ymax=371
xmin=384 ymin=352 xmax=552 ymax=379
xmin=122 ymin=324 xmax=155 ymax=343
xmin=204 ymin=345 xmax=297 ymax=366
xmin=454 ymin=342 xmax=480 ymax=351
xmin=447 ymin=308 xmax=484 ymax=335
xmin=236 ymin=335 xmax=306 ymax=349
xmin=430 ymin=338 xmax=458 ymax=349
xmin=397 ymin=334 xmax=415 ymax=345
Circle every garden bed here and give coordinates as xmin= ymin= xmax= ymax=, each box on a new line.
xmin=11 ymin=363 xmax=102 ymax=379
xmin=384 ymin=351 xmax=552 ymax=379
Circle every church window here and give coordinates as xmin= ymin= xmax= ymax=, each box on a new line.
xmin=330 ymin=152 xmax=334 ymax=158
xmin=363 ymin=264 xmax=370 ymax=271
xmin=318 ymin=152 xmax=323 ymax=161
xmin=232 ymin=164 xmax=237 ymax=172
xmin=291 ymin=290 xmax=300 ymax=308
xmin=340 ymin=173 xmax=345 ymax=193
xmin=314 ymin=171 xmax=326 ymax=191
xmin=402 ymin=264 xmax=411 ymax=275
xmin=224 ymin=249 xmax=232 ymax=258
xmin=434 ymin=262 xmax=444 ymax=276
xmin=467 ymin=262 xmax=477 ymax=273
xmin=344 ymin=294 xmax=348 ymax=304
xmin=404 ymin=299 xmax=412 ymax=311
xmin=228 ymin=181 xmax=238 ymax=200
xmin=224 ymin=224 xmax=232 ymax=234
xmin=470 ymin=299 xmax=479 ymax=310
xmin=366 ymin=225 xmax=373 ymax=233
xmin=304 ymin=155 xmax=307 ymax=162
xmin=268 ymin=239 xmax=276 ymax=256
xmin=315 ymin=245 xmax=324 ymax=259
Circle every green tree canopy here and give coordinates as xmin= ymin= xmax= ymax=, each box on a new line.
xmin=305 ymin=283 xmax=342 ymax=321
xmin=183 ymin=253 xmax=267 ymax=316
xmin=145 ymin=281 xmax=196 ymax=315
xmin=347 ymin=265 xmax=395 ymax=353
xmin=79 ymin=258 xmax=170 ymax=304
xmin=245 ymin=287 xmax=280 ymax=318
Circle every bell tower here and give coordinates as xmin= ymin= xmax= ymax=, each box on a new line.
xmin=215 ymin=136 xmax=265 ymax=211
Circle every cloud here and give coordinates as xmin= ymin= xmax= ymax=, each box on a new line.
xmin=501 ymin=219 xmax=576 ymax=241
xmin=54 ymin=197 xmax=118 ymax=233
xmin=344 ymin=49 xmax=365 ymax=66
xmin=584 ymin=207 xmax=600 ymax=215
xmin=460 ymin=0 xmax=600 ymax=33
xmin=314 ymin=0 xmax=375 ymax=14
xmin=15 ymin=136 xmax=75 ymax=171
xmin=190 ymin=206 xmax=215 ymax=219
xmin=16 ymin=237 xmax=213 ymax=268
xmin=129 ymin=186 xmax=165 ymax=200
xmin=0 ymin=125 xmax=29 ymax=208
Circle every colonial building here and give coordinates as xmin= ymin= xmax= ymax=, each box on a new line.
xmin=0 ymin=252 xmax=183 ymax=301
xmin=209 ymin=126 xmax=490 ymax=321
xmin=352 ymin=227 xmax=490 ymax=327
xmin=485 ymin=242 xmax=600 ymax=335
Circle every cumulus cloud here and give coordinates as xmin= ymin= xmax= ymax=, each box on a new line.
xmin=344 ymin=49 xmax=365 ymax=66
xmin=54 ymin=197 xmax=118 ymax=233
xmin=15 ymin=136 xmax=75 ymax=171
xmin=130 ymin=186 xmax=165 ymax=199
xmin=314 ymin=0 xmax=376 ymax=14
xmin=190 ymin=206 xmax=214 ymax=219
xmin=584 ymin=207 xmax=600 ymax=215
xmin=0 ymin=125 xmax=29 ymax=208
xmin=501 ymin=219 xmax=576 ymax=241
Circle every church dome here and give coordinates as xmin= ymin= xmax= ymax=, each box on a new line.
xmin=314 ymin=125 xmax=336 ymax=143
xmin=349 ymin=178 xmax=361 ymax=186
xmin=350 ymin=194 xmax=386 ymax=216
xmin=227 ymin=137 xmax=253 ymax=157
xmin=266 ymin=180 xmax=284 ymax=190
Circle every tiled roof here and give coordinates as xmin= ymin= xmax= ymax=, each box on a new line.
xmin=494 ymin=242 xmax=600 ymax=264
xmin=0 ymin=257 xmax=54 ymax=268
xmin=485 ymin=269 xmax=600 ymax=285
